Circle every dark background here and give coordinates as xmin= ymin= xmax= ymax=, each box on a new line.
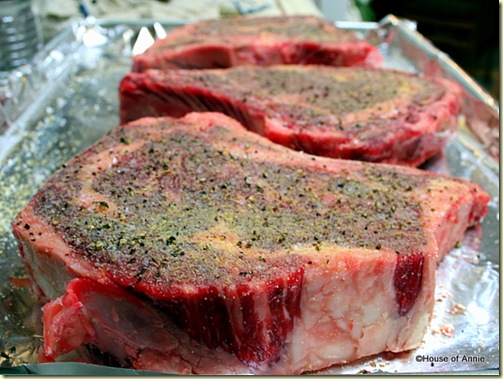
xmin=368 ymin=0 xmax=500 ymax=100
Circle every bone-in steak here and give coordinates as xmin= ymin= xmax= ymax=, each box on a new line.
xmin=132 ymin=15 xmax=382 ymax=71
xmin=13 ymin=113 xmax=489 ymax=374
xmin=120 ymin=66 xmax=462 ymax=167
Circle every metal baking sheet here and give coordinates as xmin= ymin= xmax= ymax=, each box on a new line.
xmin=0 ymin=15 xmax=499 ymax=375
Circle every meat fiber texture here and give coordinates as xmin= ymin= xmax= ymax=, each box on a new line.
xmin=132 ymin=15 xmax=382 ymax=71
xmin=12 ymin=113 xmax=489 ymax=374
xmin=120 ymin=65 xmax=462 ymax=167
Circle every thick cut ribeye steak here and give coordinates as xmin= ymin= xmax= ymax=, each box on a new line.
xmin=13 ymin=113 xmax=489 ymax=374
xmin=120 ymin=66 xmax=462 ymax=167
xmin=132 ymin=15 xmax=382 ymax=71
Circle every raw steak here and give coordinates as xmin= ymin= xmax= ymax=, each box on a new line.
xmin=119 ymin=66 xmax=462 ymax=167
xmin=132 ymin=15 xmax=382 ymax=71
xmin=13 ymin=113 xmax=489 ymax=374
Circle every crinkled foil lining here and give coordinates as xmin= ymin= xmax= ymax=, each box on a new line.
xmin=0 ymin=15 xmax=499 ymax=375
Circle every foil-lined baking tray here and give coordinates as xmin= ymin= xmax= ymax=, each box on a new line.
xmin=0 ymin=15 xmax=499 ymax=375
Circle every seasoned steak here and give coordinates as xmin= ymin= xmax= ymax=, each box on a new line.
xmin=132 ymin=15 xmax=382 ymax=71
xmin=13 ymin=113 xmax=489 ymax=374
xmin=120 ymin=66 xmax=462 ymax=167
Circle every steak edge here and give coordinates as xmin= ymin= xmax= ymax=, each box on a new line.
xmin=13 ymin=113 xmax=489 ymax=374
xmin=132 ymin=15 xmax=382 ymax=71
xmin=120 ymin=66 xmax=462 ymax=167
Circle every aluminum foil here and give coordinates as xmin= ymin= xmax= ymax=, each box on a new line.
xmin=0 ymin=15 xmax=499 ymax=375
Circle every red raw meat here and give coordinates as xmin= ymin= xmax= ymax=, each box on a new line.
xmin=13 ymin=113 xmax=489 ymax=374
xmin=120 ymin=66 xmax=462 ymax=167
xmin=132 ymin=15 xmax=382 ymax=71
